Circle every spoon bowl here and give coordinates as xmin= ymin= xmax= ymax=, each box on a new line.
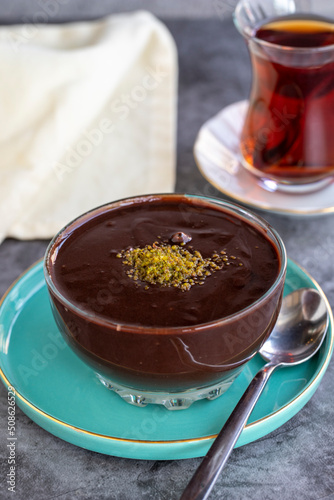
xmin=260 ymin=288 xmax=329 ymax=366
xmin=181 ymin=287 xmax=329 ymax=500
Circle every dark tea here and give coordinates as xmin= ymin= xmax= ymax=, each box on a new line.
xmin=240 ymin=14 xmax=334 ymax=186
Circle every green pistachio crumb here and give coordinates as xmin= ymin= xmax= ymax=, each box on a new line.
xmin=117 ymin=242 xmax=243 ymax=291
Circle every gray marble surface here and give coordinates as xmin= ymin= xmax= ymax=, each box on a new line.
xmin=0 ymin=12 xmax=334 ymax=500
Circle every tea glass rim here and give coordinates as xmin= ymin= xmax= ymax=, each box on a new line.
xmin=233 ymin=0 xmax=334 ymax=54
xmin=44 ymin=193 xmax=287 ymax=335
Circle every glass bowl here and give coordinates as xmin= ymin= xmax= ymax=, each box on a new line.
xmin=44 ymin=194 xmax=287 ymax=410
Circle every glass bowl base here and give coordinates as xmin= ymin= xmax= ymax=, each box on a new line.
xmin=96 ymin=370 xmax=242 ymax=410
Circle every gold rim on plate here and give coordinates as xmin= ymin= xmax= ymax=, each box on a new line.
xmin=0 ymin=259 xmax=333 ymax=445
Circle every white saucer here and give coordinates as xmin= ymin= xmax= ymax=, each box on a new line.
xmin=194 ymin=100 xmax=334 ymax=217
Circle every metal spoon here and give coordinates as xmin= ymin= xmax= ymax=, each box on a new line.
xmin=180 ymin=288 xmax=329 ymax=500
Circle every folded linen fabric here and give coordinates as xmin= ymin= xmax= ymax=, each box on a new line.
xmin=0 ymin=11 xmax=177 ymax=240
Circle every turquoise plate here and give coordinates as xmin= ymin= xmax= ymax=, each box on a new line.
xmin=0 ymin=260 xmax=333 ymax=460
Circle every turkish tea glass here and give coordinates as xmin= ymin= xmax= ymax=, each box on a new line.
xmin=234 ymin=0 xmax=334 ymax=192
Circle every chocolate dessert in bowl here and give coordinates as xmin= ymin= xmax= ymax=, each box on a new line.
xmin=44 ymin=194 xmax=287 ymax=410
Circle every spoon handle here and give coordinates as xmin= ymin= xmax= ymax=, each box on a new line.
xmin=180 ymin=362 xmax=278 ymax=500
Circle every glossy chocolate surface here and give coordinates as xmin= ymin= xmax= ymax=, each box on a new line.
xmin=48 ymin=195 xmax=280 ymax=328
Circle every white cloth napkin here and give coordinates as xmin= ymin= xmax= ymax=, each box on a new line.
xmin=0 ymin=11 xmax=177 ymax=241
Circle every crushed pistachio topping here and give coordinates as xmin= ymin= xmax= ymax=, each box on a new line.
xmin=117 ymin=242 xmax=239 ymax=291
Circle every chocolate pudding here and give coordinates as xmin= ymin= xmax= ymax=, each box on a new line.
xmin=45 ymin=194 xmax=286 ymax=396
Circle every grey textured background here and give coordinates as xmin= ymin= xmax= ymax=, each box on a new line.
xmin=0 ymin=0 xmax=236 ymax=22
xmin=0 ymin=2 xmax=334 ymax=500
